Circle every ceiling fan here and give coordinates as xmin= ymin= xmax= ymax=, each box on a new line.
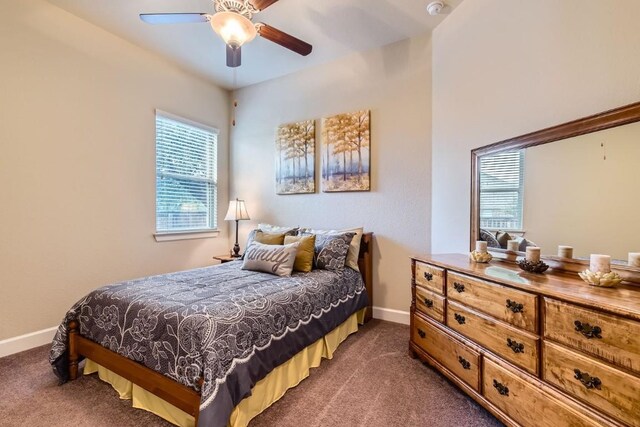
xmin=140 ymin=0 xmax=312 ymax=68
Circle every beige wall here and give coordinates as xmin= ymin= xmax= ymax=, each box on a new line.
xmin=0 ymin=0 xmax=230 ymax=340
xmin=231 ymin=34 xmax=433 ymax=314
xmin=432 ymin=0 xmax=640 ymax=254
xmin=522 ymin=122 xmax=640 ymax=260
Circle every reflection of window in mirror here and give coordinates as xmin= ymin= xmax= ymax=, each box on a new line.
xmin=479 ymin=150 xmax=525 ymax=232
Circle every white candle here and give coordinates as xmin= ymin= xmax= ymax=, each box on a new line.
xmin=476 ymin=241 xmax=488 ymax=253
xmin=629 ymin=252 xmax=640 ymax=268
xmin=526 ymin=247 xmax=541 ymax=263
xmin=507 ymin=240 xmax=519 ymax=252
xmin=590 ymin=254 xmax=611 ymax=273
xmin=558 ymin=245 xmax=573 ymax=259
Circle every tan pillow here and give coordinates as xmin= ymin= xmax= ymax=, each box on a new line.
xmin=300 ymin=227 xmax=363 ymax=271
xmin=496 ymin=231 xmax=512 ymax=248
xmin=284 ymin=234 xmax=316 ymax=272
xmin=254 ymin=230 xmax=286 ymax=245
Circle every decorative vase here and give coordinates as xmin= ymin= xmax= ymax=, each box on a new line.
xmin=578 ymin=269 xmax=622 ymax=288
xmin=470 ymin=250 xmax=492 ymax=263
xmin=517 ymin=258 xmax=549 ymax=274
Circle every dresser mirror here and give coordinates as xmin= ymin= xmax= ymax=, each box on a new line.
xmin=470 ymin=102 xmax=640 ymax=279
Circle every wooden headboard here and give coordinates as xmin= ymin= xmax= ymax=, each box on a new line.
xmin=358 ymin=232 xmax=373 ymax=322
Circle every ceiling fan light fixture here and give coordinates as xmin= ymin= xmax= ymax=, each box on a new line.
xmin=210 ymin=11 xmax=257 ymax=47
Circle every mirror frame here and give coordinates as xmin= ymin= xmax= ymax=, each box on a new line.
xmin=470 ymin=101 xmax=640 ymax=281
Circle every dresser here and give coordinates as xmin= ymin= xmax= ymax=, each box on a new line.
xmin=409 ymin=254 xmax=640 ymax=427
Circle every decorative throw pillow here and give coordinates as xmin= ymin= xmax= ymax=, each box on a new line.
xmin=513 ymin=236 xmax=529 ymax=251
xmin=241 ymin=241 xmax=299 ymax=277
xmin=243 ymin=229 xmax=287 ymax=257
xmin=304 ymin=232 xmax=355 ymax=271
xmin=284 ymin=234 xmax=316 ymax=273
xmin=300 ymin=227 xmax=363 ymax=271
xmin=479 ymin=229 xmax=500 ymax=248
xmin=495 ymin=231 xmax=512 ymax=248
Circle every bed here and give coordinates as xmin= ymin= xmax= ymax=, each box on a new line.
xmin=50 ymin=232 xmax=373 ymax=426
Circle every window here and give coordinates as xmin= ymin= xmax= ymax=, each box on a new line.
xmin=155 ymin=111 xmax=218 ymax=234
xmin=479 ymin=150 xmax=525 ymax=231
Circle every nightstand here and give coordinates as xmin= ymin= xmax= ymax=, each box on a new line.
xmin=212 ymin=254 xmax=240 ymax=264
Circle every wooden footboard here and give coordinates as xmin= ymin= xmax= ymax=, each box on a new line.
xmin=67 ymin=320 xmax=201 ymax=423
xmin=67 ymin=232 xmax=374 ymax=425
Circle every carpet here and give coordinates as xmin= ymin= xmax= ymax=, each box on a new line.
xmin=0 ymin=320 xmax=502 ymax=426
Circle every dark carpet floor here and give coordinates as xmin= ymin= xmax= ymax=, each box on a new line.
xmin=0 ymin=320 xmax=502 ymax=427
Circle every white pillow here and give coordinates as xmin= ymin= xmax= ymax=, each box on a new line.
xmin=300 ymin=227 xmax=364 ymax=271
xmin=241 ymin=241 xmax=300 ymax=277
xmin=258 ymin=223 xmax=298 ymax=234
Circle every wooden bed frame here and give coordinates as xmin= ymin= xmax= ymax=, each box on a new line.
xmin=67 ymin=232 xmax=373 ymax=425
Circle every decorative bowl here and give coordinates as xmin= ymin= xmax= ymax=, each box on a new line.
xmin=578 ymin=269 xmax=622 ymax=288
xmin=469 ymin=250 xmax=493 ymax=263
xmin=517 ymin=259 xmax=549 ymax=274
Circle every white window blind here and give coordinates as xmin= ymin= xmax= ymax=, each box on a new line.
xmin=155 ymin=111 xmax=218 ymax=233
xmin=479 ymin=150 xmax=525 ymax=230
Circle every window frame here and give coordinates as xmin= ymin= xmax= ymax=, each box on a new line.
xmin=478 ymin=149 xmax=526 ymax=232
xmin=153 ymin=109 xmax=220 ymax=242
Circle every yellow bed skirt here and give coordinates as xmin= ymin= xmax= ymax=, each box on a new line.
xmin=84 ymin=308 xmax=366 ymax=427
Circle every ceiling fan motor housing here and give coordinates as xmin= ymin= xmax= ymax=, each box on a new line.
xmin=215 ymin=0 xmax=255 ymax=18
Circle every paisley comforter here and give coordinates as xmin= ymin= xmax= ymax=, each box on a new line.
xmin=50 ymin=261 xmax=368 ymax=426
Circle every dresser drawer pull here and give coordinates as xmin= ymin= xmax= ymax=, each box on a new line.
xmin=454 ymin=313 xmax=466 ymax=325
xmin=493 ymin=379 xmax=509 ymax=396
xmin=574 ymin=369 xmax=602 ymax=390
xmin=574 ymin=320 xmax=602 ymax=339
xmin=423 ymin=272 xmax=433 ymax=281
xmin=417 ymin=328 xmax=426 ymax=339
xmin=506 ymin=299 xmax=524 ymax=313
xmin=506 ymin=338 xmax=525 ymax=353
xmin=453 ymin=282 xmax=465 ymax=293
xmin=423 ymin=298 xmax=434 ymax=308
xmin=458 ymin=356 xmax=471 ymax=370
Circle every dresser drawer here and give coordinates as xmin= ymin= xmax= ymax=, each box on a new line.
xmin=415 ymin=286 xmax=445 ymax=323
xmin=544 ymin=298 xmax=640 ymax=375
xmin=411 ymin=314 xmax=480 ymax=391
xmin=447 ymin=301 xmax=539 ymax=375
xmin=414 ymin=261 xmax=445 ymax=294
xmin=447 ymin=271 xmax=538 ymax=333
xmin=483 ymin=358 xmax=602 ymax=427
xmin=543 ymin=341 xmax=640 ymax=427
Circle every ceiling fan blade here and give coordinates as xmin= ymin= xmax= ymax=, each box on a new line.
xmin=139 ymin=13 xmax=209 ymax=25
xmin=227 ymin=45 xmax=242 ymax=68
xmin=250 ymin=0 xmax=279 ymax=11
xmin=256 ymin=23 xmax=312 ymax=56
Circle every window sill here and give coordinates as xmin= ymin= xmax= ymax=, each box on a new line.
xmin=154 ymin=229 xmax=220 ymax=242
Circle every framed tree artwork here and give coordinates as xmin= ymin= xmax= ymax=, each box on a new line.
xmin=275 ymin=120 xmax=315 ymax=194
xmin=321 ymin=110 xmax=370 ymax=192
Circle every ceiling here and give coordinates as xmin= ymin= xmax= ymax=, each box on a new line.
xmin=47 ymin=0 xmax=462 ymax=89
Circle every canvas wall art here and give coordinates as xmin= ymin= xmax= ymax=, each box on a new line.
xmin=275 ymin=120 xmax=316 ymax=194
xmin=321 ymin=110 xmax=370 ymax=192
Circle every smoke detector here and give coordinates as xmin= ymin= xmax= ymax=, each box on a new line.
xmin=426 ymin=1 xmax=445 ymax=16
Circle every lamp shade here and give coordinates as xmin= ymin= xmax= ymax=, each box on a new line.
xmin=224 ymin=199 xmax=250 ymax=221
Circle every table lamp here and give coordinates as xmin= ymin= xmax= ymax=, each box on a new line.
xmin=224 ymin=198 xmax=250 ymax=257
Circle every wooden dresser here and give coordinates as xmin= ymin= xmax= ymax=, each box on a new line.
xmin=409 ymin=254 xmax=640 ymax=427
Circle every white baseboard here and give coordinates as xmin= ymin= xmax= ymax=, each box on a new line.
xmin=372 ymin=306 xmax=410 ymax=325
xmin=0 ymin=326 xmax=58 ymax=358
